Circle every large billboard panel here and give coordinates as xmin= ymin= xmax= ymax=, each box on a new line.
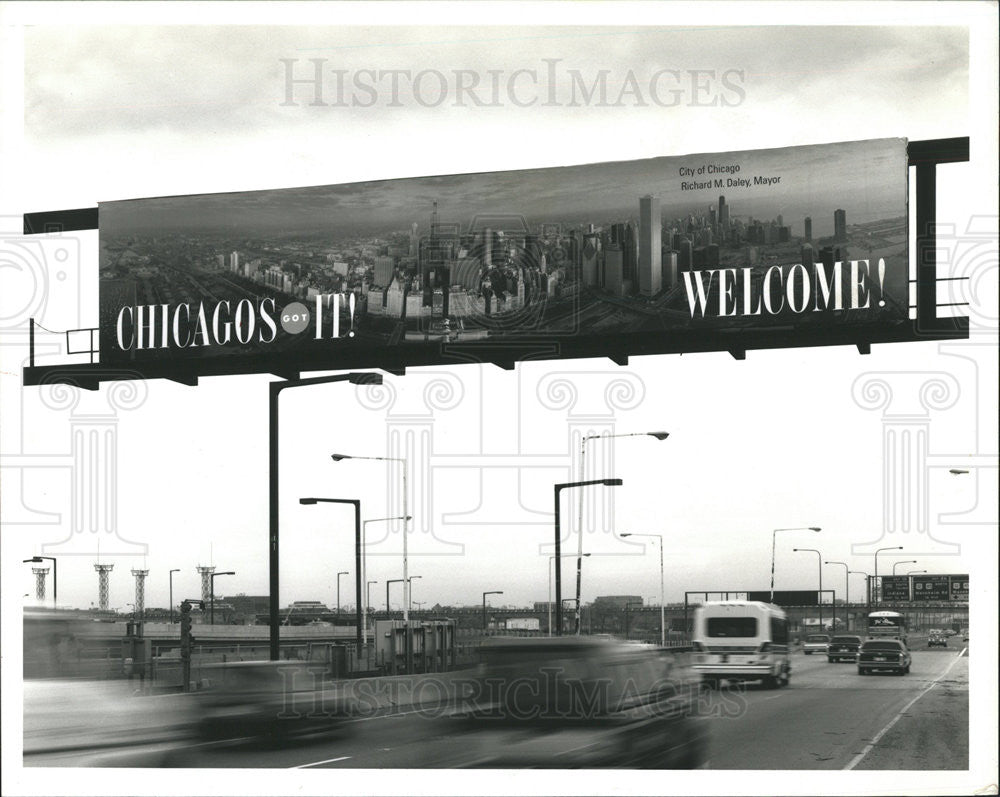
xmin=746 ymin=590 xmax=821 ymax=606
xmin=98 ymin=138 xmax=908 ymax=371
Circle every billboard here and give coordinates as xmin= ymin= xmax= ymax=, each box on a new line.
xmin=746 ymin=590 xmax=822 ymax=606
xmin=880 ymin=575 xmax=911 ymax=601
xmin=98 ymin=138 xmax=908 ymax=372
xmin=912 ymin=575 xmax=951 ymax=601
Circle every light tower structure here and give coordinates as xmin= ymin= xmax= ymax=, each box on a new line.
xmin=131 ymin=568 xmax=149 ymax=624
xmin=196 ymin=565 xmax=216 ymax=604
xmin=94 ymin=563 xmax=114 ymax=611
xmin=32 ymin=567 xmax=50 ymax=602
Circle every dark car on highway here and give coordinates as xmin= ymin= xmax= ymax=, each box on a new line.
xmin=447 ymin=637 xmax=708 ymax=768
xmin=827 ymin=635 xmax=863 ymax=662
xmin=928 ymin=632 xmax=948 ymax=648
xmin=857 ymin=639 xmax=911 ymax=675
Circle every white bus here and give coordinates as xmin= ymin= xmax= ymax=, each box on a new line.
xmin=692 ymin=601 xmax=791 ymax=689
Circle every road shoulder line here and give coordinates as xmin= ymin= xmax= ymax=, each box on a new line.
xmin=843 ymin=648 xmax=967 ymax=770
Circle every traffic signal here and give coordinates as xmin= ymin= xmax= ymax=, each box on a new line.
xmin=180 ymin=601 xmax=193 ymax=649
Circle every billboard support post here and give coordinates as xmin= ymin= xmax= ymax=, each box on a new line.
xmin=269 ymin=372 xmax=382 ymax=661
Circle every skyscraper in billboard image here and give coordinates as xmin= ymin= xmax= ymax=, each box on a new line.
xmin=98 ymin=138 xmax=908 ymax=368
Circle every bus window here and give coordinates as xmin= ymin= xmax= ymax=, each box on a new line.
xmin=707 ymin=617 xmax=757 ymax=637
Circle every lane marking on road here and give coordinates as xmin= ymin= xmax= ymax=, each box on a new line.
xmin=843 ymin=649 xmax=967 ymax=771
xmin=293 ymin=755 xmax=352 ymax=769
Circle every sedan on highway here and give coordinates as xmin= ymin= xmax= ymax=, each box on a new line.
xmin=802 ymin=634 xmax=831 ymax=655
xmin=827 ymin=635 xmax=863 ymax=662
xmin=857 ymin=639 xmax=911 ymax=675
xmin=928 ymin=632 xmax=948 ymax=648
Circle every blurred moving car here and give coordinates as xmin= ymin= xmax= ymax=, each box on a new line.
xmin=448 ymin=636 xmax=708 ymax=768
xmin=803 ymin=634 xmax=831 ymax=656
xmin=196 ymin=660 xmax=355 ymax=743
xmin=827 ymin=635 xmax=863 ymax=662
xmin=857 ymin=639 xmax=911 ymax=675
xmin=928 ymin=632 xmax=948 ymax=648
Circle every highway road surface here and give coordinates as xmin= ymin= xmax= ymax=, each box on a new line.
xmin=25 ymin=646 xmax=968 ymax=770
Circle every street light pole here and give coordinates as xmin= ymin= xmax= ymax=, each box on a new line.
xmin=621 ymin=533 xmax=665 ymax=647
xmin=299 ymin=497 xmax=363 ymax=652
xmin=209 ymin=571 xmax=235 ymax=625
xmin=555 ymin=478 xmax=623 ymax=636
xmin=893 ymin=560 xmax=918 ymax=575
xmin=549 ymin=553 xmax=590 ymax=636
xmin=169 ymin=568 xmax=180 ymax=624
xmin=407 ymin=576 xmax=422 ymax=614
xmin=825 ymin=561 xmax=849 ymax=631
xmin=575 ymin=432 xmax=668 ymax=634
xmin=483 ymin=591 xmax=503 ymax=631
xmin=361 ymin=515 xmax=410 ymax=646
xmin=873 ymin=546 xmax=903 ymax=607
xmin=770 ymin=528 xmax=820 ymax=602
xmin=793 ymin=549 xmax=823 ymax=631
xmin=366 ymin=580 xmax=377 ymax=623
xmin=336 ymin=571 xmax=349 ymax=615
xmin=386 ymin=579 xmax=403 ymax=613
xmin=269 ymin=371 xmax=383 ymax=661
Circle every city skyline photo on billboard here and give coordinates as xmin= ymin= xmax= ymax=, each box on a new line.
xmin=98 ymin=137 xmax=908 ymax=371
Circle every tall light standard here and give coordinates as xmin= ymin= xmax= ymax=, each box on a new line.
xmin=575 ymin=432 xmax=668 ymax=634
xmin=793 ymin=549 xmax=823 ymax=631
xmin=331 ymin=454 xmax=411 ymax=624
xmin=907 ymin=569 xmax=927 ymax=576
xmin=483 ymin=591 xmax=503 ymax=631
xmin=366 ymin=580 xmax=377 ymax=619
xmin=555 ymin=478 xmax=623 ymax=636
xmin=386 ymin=578 xmax=403 ymax=613
xmin=825 ymin=560 xmax=849 ymax=631
xmin=407 ymin=576 xmax=422 ymax=613
xmin=23 ymin=556 xmax=57 ymax=608
xmin=549 ymin=553 xmax=589 ymax=637
xmin=362 ymin=515 xmax=410 ymax=646
xmin=209 ymin=571 xmax=235 ymax=625
xmin=269 ymin=371 xmax=382 ymax=661
xmin=299 ymin=497 xmax=363 ymax=651
xmin=169 ymin=568 xmax=180 ymax=624
xmin=621 ymin=533 xmax=666 ymax=647
xmin=893 ymin=560 xmax=918 ymax=575
xmin=873 ymin=546 xmax=903 ymax=607
xmin=336 ymin=571 xmax=349 ymax=615
xmin=770 ymin=528 xmax=820 ymax=602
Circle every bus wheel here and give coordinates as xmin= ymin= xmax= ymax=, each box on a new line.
xmin=762 ymin=675 xmax=778 ymax=690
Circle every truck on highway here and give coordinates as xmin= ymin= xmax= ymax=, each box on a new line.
xmin=504 ymin=617 xmax=541 ymax=632
xmin=691 ymin=601 xmax=791 ymax=689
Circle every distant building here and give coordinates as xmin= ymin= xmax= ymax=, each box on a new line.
xmin=593 ymin=595 xmax=643 ymax=610
xmin=604 ymin=244 xmax=625 ymax=297
xmin=638 ymin=195 xmax=662 ymax=296
xmin=834 ymin=209 xmax=847 ymax=242
xmin=374 ymin=255 xmax=395 ymax=288
xmin=804 ymin=216 xmax=812 ymax=242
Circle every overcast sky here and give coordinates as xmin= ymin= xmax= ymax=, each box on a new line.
xmin=2 ymin=6 xmax=997 ymax=797
xmin=100 ymin=137 xmax=905 ymax=238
